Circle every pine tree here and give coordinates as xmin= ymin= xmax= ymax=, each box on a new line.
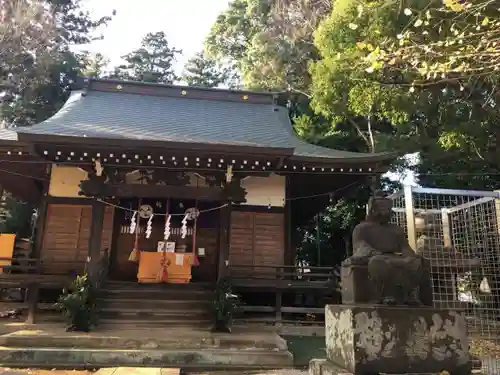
xmin=182 ymin=52 xmax=230 ymax=88
xmin=110 ymin=32 xmax=182 ymax=84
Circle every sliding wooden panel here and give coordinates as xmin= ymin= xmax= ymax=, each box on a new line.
xmin=229 ymin=211 xmax=284 ymax=277
xmin=41 ymin=203 xmax=114 ymax=275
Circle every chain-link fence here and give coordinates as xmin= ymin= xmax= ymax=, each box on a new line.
xmin=390 ymin=186 xmax=500 ymax=375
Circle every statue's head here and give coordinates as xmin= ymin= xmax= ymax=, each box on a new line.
xmin=367 ymin=190 xmax=393 ymax=223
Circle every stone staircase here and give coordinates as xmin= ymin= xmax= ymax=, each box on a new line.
xmin=0 ymin=323 xmax=294 ymax=370
xmin=97 ymin=281 xmax=213 ymax=329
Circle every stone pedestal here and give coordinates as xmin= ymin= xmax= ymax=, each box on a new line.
xmin=325 ymin=304 xmax=471 ymax=375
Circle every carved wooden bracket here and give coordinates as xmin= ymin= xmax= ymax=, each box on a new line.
xmin=135 ymin=169 xmax=191 ymax=186
xmin=79 ymin=169 xmax=247 ymax=202
xmin=222 ymin=178 xmax=247 ymax=204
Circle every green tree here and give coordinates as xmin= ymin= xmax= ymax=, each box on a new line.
xmin=0 ymin=0 xmax=113 ymax=127
xmin=207 ymin=0 xmax=404 ymax=267
xmin=81 ymin=53 xmax=109 ymax=78
xmin=110 ymin=32 xmax=182 ymax=84
xmin=308 ymin=0 xmax=500 ymax=190
xmin=182 ymin=52 xmax=231 ymax=88
xmin=362 ymin=0 xmax=500 ymax=90
xmin=205 ymin=0 xmax=329 ymax=91
xmin=0 ymin=0 xmax=113 ymax=235
xmin=309 ymin=0 xmax=424 ymax=154
xmin=349 ymin=0 xmax=500 ymax=189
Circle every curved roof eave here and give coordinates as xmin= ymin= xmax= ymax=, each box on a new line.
xmin=2 ymin=80 xmax=396 ymax=166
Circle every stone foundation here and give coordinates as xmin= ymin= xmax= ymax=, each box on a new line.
xmin=325 ymin=304 xmax=472 ymax=375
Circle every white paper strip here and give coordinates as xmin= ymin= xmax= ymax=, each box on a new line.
xmin=175 ymin=253 xmax=184 ymax=266
xmin=145 ymin=213 xmax=154 ymax=239
xmin=129 ymin=211 xmax=137 ymax=234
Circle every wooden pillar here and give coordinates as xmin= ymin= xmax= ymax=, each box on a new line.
xmin=275 ymin=290 xmax=283 ymax=324
xmin=275 ymin=265 xmax=283 ymax=324
xmin=26 ymin=174 xmax=49 ymax=324
xmin=284 ymin=177 xmax=293 ymax=266
xmin=31 ymin=197 xmax=48 ymax=259
xmin=26 ymin=284 xmax=39 ymax=324
xmin=31 ymin=164 xmax=51 ymax=260
xmin=87 ymin=200 xmax=105 ymax=283
xmin=217 ymin=202 xmax=232 ymax=281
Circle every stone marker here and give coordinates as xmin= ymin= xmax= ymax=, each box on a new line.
xmin=309 ymin=191 xmax=473 ymax=375
xmin=325 ymin=305 xmax=470 ymax=375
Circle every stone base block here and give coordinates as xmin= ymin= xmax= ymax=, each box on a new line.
xmin=341 ymin=265 xmax=373 ymax=304
xmin=309 ymin=358 xmax=352 ymax=375
xmin=326 ymin=304 xmax=471 ymax=375
xmin=341 ymin=263 xmax=433 ymax=306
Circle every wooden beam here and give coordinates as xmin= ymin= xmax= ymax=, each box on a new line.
xmin=87 ymin=200 xmax=105 ymax=283
xmin=46 ymin=196 xmax=92 ymax=205
xmin=80 ymin=180 xmax=228 ymax=201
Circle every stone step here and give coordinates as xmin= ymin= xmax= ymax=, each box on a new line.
xmin=0 ymin=331 xmax=285 ymax=351
xmin=98 ymin=318 xmax=212 ymax=328
xmin=99 ymin=298 xmax=212 ymax=310
xmin=99 ymin=308 xmax=210 ymax=321
xmin=0 ymin=347 xmax=294 ymax=370
xmin=103 ymin=281 xmax=213 ymax=291
xmin=100 ymin=288 xmax=213 ymax=301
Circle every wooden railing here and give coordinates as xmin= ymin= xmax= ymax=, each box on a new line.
xmin=227 ymin=264 xmax=338 ymax=325
xmin=228 ymin=264 xmax=336 ymax=286
xmin=0 ymin=251 xmax=110 ymax=324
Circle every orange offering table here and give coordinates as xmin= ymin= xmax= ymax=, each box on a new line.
xmin=137 ymin=251 xmax=194 ymax=284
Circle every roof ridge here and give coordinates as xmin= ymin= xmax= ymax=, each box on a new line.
xmin=80 ymin=77 xmax=283 ymax=97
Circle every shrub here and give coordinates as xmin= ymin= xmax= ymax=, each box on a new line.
xmin=55 ymin=274 xmax=98 ymax=332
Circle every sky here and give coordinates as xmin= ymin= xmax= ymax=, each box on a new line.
xmin=77 ymin=0 xmax=231 ymax=74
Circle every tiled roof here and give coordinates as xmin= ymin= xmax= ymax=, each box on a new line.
xmin=2 ymin=80 xmax=393 ymax=163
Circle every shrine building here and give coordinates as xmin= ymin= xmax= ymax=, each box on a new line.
xmin=0 ymin=78 xmax=394 ymax=324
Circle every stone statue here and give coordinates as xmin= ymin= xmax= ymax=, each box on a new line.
xmin=343 ymin=191 xmax=431 ymax=305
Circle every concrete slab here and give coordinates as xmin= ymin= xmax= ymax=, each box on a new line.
xmin=0 ymin=325 xmax=287 ymax=351
xmin=0 ymin=347 xmax=293 ymax=369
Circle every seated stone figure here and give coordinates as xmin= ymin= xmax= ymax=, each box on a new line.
xmin=343 ymin=191 xmax=431 ymax=305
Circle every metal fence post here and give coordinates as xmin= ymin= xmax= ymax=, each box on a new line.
xmin=441 ymin=208 xmax=457 ymax=302
xmin=495 ymin=191 xmax=500 ymax=240
xmin=403 ymin=185 xmax=417 ymax=251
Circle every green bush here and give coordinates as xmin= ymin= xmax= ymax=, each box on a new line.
xmin=55 ymin=274 xmax=99 ymax=332
xmin=212 ymin=277 xmax=239 ymax=333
